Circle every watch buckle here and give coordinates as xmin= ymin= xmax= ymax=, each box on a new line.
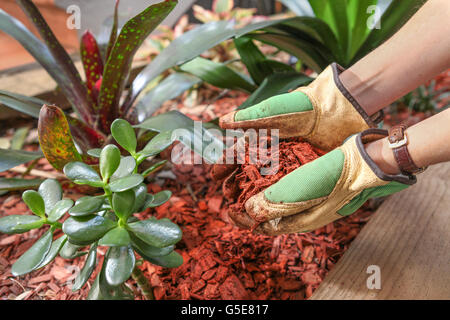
xmin=388 ymin=136 xmax=408 ymax=149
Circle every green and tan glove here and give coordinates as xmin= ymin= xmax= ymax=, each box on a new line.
xmin=231 ymin=129 xmax=417 ymax=235
xmin=220 ymin=63 xmax=383 ymax=151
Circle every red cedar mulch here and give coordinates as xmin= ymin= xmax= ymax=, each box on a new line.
xmin=0 ymin=92 xmax=374 ymax=300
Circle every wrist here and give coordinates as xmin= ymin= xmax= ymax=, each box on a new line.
xmin=365 ymin=137 xmax=401 ymax=175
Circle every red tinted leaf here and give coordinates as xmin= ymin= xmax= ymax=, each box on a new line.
xmin=16 ymin=0 xmax=95 ymax=126
xmin=66 ymin=116 xmax=106 ymax=152
xmin=81 ymin=30 xmax=104 ymax=103
xmin=97 ymin=0 xmax=177 ymax=133
xmin=105 ymin=0 xmax=120 ymax=62
xmin=38 ymin=105 xmax=83 ymax=171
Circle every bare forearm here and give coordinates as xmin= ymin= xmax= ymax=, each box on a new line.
xmin=366 ymin=109 xmax=450 ymax=174
xmin=340 ymin=0 xmax=450 ymax=116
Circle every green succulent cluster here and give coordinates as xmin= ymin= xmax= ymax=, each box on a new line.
xmin=0 ymin=119 xmax=182 ymax=300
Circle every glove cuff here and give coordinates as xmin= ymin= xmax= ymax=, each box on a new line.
xmin=332 ymin=63 xmax=384 ymax=128
xmin=356 ymin=129 xmax=417 ymax=185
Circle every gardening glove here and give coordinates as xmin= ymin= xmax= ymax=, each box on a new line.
xmin=219 ymin=63 xmax=383 ymax=151
xmin=231 ymin=129 xmax=417 ymax=236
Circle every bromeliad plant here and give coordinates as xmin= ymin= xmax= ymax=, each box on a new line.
xmin=0 ymin=119 xmax=182 ymax=300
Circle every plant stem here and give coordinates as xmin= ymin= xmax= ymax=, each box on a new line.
xmin=131 ymin=266 xmax=154 ymax=300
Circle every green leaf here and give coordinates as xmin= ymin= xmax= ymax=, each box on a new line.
xmin=38 ymin=105 xmax=83 ymax=171
xmin=72 ymin=243 xmax=97 ymax=291
xmin=144 ymin=251 xmax=183 ymax=268
xmin=0 ymin=9 xmax=94 ymax=124
xmin=130 ymin=233 xmax=174 ymax=258
xmin=100 ymin=144 xmax=121 ymax=181
xmin=38 ymin=179 xmax=62 ymax=213
xmin=0 ymin=215 xmax=41 ymax=234
xmin=12 ymin=229 xmax=53 ymax=276
xmin=133 ymin=73 xmax=201 ymax=121
xmin=87 ymin=148 xmax=102 ymax=158
xmin=239 ymin=72 xmax=313 ymax=109
xmin=109 ymin=174 xmax=144 ymax=193
xmin=0 ymin=148 xmax=43 ymax=173
xmin=104 ymin=246 xmax=135 ymax=286
xmin=59 ymin=241 xmax=87 ymax=259
xmin=22 ymin=190 xmax=46 ymax=217
xmin=0 ymin=89 xmax=47 ymax=118
xmin=112 ymin=190 xmax=135 ymax=221
xmin=147 ymin=190 xmax=172 ymax=208
xmin=137 ymin=131 xmax=175 ymax=161
xmin=63 ymin=215 xmax=117 ymax=245
xmin=132 ymin=184 xmax=148 ymax=213
xmin=0 ymin=178 xmax=43 ymax=192
xmin=11 ymin=219 xmax=44 ymax=233
xmin=110 ymin=156 xmax=136 ymax=181
xmin=180 ymin=57 xmax=256 ymax=93
xmin=69 ymin=196 xmax=105 ymax=217
xmin=48 ymin=199 xmax=73 ymax=222
xmin=98 ymin=1 xmax=177 ymax=132
xmin=105 ymin=0 xmax=119 ymax=62
xmin=111 ymin=119 xmax=137 ymax=154
xmin=135 ymin=111 xmax=225 ymax=164
xmin=234 ymin=37 xmax=272 ymax=85
xmin=142 ymin=160 xmax=167 ymax=177
xmin=347 ymin=0 xmax=378 ymax=59
xmin=36 ymin=235 xmax=67 ymax=269
xmin=127 ymin=218 xmax=182 ymax=248
xmin=87 ymin=259 xmax=134 ymax=300
xmin=99 ymin=227 xmax=131 ymax=247
xmin=351 ymin=0 xmax=426 ymax=64
xmin=63 ymin=162 xmax=103 ymax=187
xmin=11 ymin=127 xmax=29 ymax=150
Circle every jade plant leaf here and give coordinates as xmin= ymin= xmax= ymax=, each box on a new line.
xmin=0 ymin=215 xmax=42 ymax=234
xmin=99 ymin=227 xmax=131 ymax=247
xmin=112 ymin=190 xmax=135 ymax=221
xmin=22 ymin=190 xmax=46 ymax=217
xmin=11 ymin=219 xmax=45 ymax=232
xmin=11 ymin=229 xmax=53 ymax=276
xmin=100 ymin=144 xmax=121 ymax=181
xmin=69 ymin=196 xmax=105 ymax=217
xmin=63 ymin=162 xmax=103 ymax=187
xmin=59 ymin=241 xmax=87 ymax=259
xmin=63 ymin=215 xmax=117 ymax=245
xmin=142 ymin=160 xmax=167 ymax=177
xmin=110 ymin=156 xmax=136 ymax=181
xmin=72 ymin=243 xmax=98 ymax=291
xmin=38 ymin=105 xmax=83 ymax=171
xmin=109 ymin=174 xmax=143 ymax=193
xmin=143 ymin=250 xmax=183 ymax=268
xmin=127 ymin=218 xmax=182 ymax=248
xmin=87 ymin=149 xmax=102 ymax=158
xmin=38 ymin=179 xmax=62 ymax=213
xmin=97 ymin=0 xmax=177 ymax=132
xmin=130 ymin=233 xmax=174 ymax=258
xmin=36 ymin=235 xmax=68 ymax=269
xmin=147 ymin=190 xmax=172 ymax=208
xmin=104 ymin=246 xmax=135 ymax=286
xmin=132 ymin=184 xmax=147 ymax=213
xmin=48 ymin=199 xmax=74 ymax=222
xmin=111 ymin=119 xmax=137 ymax=154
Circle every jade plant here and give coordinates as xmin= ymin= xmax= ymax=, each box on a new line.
xmin=0 ymin=119 xmax=182 ymax=300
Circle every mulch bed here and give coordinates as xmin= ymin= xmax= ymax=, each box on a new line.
xmin=0 ymin=91 xmax=376 ymax=300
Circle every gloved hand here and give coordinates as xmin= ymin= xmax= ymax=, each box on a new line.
xmin=230 ymin=129 xmax=416 ymax=235
xmin=219 ymin=63 xmax=383 ymax=151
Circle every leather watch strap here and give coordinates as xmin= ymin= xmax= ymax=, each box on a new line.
xmin=388 ymin=124 xmax=426 ymax=175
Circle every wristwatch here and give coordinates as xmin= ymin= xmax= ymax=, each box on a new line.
xmin=388 ymin=124 xmax=427 ymax=175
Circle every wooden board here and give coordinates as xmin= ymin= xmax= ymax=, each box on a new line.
xmin=311 ymin=161 xmax=450 ymax=300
